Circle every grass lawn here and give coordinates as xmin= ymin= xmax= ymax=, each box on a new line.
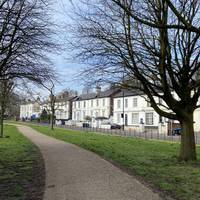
xmin=0 ymin=125 xmax=44 ymax=200
xmin=30 ymin=124 xmax=200 ymax=200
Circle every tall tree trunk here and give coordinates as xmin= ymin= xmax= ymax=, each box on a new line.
xmin=0 ymin=111 xmax=4 ymax=138
xmin=179 ymin=113 xmax=196 ymax=161
xmin=50 ymin=112 xmax=54 ymax=131
xmin=0 ymin=102 xmax=4 ymax=138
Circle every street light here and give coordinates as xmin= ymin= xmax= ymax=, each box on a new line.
xmin=121 ymin=67 xmax=125 ymax=131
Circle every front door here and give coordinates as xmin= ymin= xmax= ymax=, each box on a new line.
xmin=125 ymin=114 xmax=128 ymax=126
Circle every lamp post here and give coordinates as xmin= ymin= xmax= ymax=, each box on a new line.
xmin=122 ymin=67 xmax=125 ymax=131
xmin=122 ymin=89 xmax=125 ymax=131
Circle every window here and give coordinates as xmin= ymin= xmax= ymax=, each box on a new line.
xmin=117 ymin=100 xmax=121 ymax=108
xmin=102 ymin=110 xmax=105 ymax=117
xmin=132 ymin=113 xmax=139 ymax=124
xmin=95 ymin=112 xmax=99 ymax=117
xmin=102 ymin=99 xmax=105 ymax=106
xmin=145 ymin=112 xmax=153 ymax=125
xmin=133 ymin=98 xmax=138 ymax=107
xmin=91 ymin=100 xmax=93 ymax=107
xmin=125 ymin=99 xmax=128 ymax=108
xmin=96 ymin=99 xmax=99 ymax=107
xmin=117 ymin=114 xmax=121 ymax=123
xmin=84 ymin=101 xmax=86 ymax=108
xmin=78 ymin=102 xmax=80 ymax=108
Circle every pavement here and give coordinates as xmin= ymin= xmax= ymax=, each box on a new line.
xmin=16 ymin=124 xmax=164 ymax=200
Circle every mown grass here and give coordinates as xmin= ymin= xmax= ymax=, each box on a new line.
xmin=0 ymin=125 xmax=44 ymax=200
xmin=30 ymin=124 xmax=200 ymax=200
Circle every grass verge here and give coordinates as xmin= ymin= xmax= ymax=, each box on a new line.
xmin=0 ymin=125 xmax=45 ymax=200
xmin=29 ymin=124 xmax=200 ymax=200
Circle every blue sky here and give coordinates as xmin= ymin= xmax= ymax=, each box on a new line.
xmin=47 ymin=0 xmax=84 ymax=94
xmin=25 ymin=0 xmax=84 ymax=98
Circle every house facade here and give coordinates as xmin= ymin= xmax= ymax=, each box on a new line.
xmin=113 ymin=90 xmax=169 ymax=134
xmin=40 ymin=91 xmax=76 ymax=123
xmin=20 ymin=100 xmax=40 ymax=120
xmin=19 ymin=88 xmax=200 ymax=134
xmin=54 ymin=96 xmax=76 ymax=121
xmin=72 ymin=88 xmax=120 ymax=122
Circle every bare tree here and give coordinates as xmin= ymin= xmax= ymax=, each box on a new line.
xmin=69 ymin=0 xmax=200 ymax=161
xmin=39 ymin=81 xmax=70 ymax=131
xmin=21 ymin=81 xmax=61 ymax=130
xmin=0 ymin=0 xmax=56 ymax=83
xmin=0 ymin=80 xmax=14 ymax=137
xmin=6 ymin=93 xmax=22 ymax=120
xmin=42 ymin=82 xmax=57 ymax=130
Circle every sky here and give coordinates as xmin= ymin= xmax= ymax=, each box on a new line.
xmin=37 ymin=0 xmax=85 ymax=96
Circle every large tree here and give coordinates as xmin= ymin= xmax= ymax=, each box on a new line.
xmin=0 ymin=0 xmax=56 ymax=82
xmin=0 ymin=0 xmax=57 ymax=135
xmin=0 ymin=80 xmax=14 ymax=137
xmin=69 ymin=0 xmax=200 ymax=161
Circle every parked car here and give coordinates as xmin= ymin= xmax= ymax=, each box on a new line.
xmin=172 ymin=128 xmax=181 ymax=135
xmin=110 ymin=123 xmax=121 ymax=129
xmin=82 ymin=122 xmax=90 ymax=128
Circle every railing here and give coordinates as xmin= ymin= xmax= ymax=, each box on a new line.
xmin=24 ymin=121 xmax=200 ymax=144
xmin=52 ymin=124 xmax=200 ymax=145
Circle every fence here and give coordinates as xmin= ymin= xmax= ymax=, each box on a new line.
xmin=53 ymin=124 xmax=200 ymax=145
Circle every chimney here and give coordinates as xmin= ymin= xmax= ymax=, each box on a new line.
xmin=96 ymin=86 xmax=101 ymax=95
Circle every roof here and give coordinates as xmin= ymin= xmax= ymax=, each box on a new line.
xmin=74 ymin=88 xmax=120 ymax=101
xmin=113 ymin=89 xmax=143 ymax=98
xmin=55 ymin=96 xmax=77 ymax=103
xmin=20 ymin=100 xmax=38 ymax=105
xmin=40 ymin=96 xmax=77 ymax=105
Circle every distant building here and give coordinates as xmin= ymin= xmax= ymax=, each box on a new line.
xmin=113 ymin=90 xmax=168 ymax=134
xmin=40 ymin=91 xmax=77 ymax=124
xmin=19 ymin=87 xmax=200 ymax=135
xmin=54 ymin=96 xmax=76 ymax=122
xmin=20 ymin=100 xmax=40 ymax=120
xmin=72 ymin=87 xmax=120 ymax=123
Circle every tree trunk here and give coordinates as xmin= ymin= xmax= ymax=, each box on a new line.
xmin=179 ymin=114 xmax=196 ymax=161
xmin=0 ymin=112 xmax=3 ymax=138
xmin=50 ymin=113 xmax=54 ymax=130
xmin=0 ymin=103 xmax=4 ymax=138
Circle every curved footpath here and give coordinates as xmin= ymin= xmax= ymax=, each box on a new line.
xmin=16 ymin=125 xmax=164 ymax=200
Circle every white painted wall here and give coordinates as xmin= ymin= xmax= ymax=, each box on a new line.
xmin=113 ymin=95 xmax=168 ymax=134
xmin=54 ymin=101 xmax=71 ymax=120
xmin=72 ymin=97 xmax=111 ymax=121
xmin=20 ymin=102 xmax=40 ymax=119
xmin=40 ymin=100 xmax=72 ymax=120
xmin=193 ymin=108 xmax=200 ymax=132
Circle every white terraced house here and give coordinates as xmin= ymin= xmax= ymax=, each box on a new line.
xmin=72 ymin=87 xmax=120 ymax=123
xmin=54 ymin=96 xmax=76 ymax=123
xmin=19 ymin=88 xmax=200 ymax=134
xmin=113 ymin=90 xmax=200 ymax=134
xmin=40 ymin=92 xmax=76 ymax=124
xmin=113 ymin=90 xmax=170 ymax=134
xmin=20 ymin=100 xmax=40 ymax=120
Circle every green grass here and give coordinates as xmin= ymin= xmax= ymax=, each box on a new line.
xmin=0 ymin=125 xmax=44 ymax=200
xmin=30 ymin=124 xmax=200 ymax=200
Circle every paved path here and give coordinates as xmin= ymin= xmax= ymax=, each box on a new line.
xmin=16 ymin=125 xmax=164 ymax=200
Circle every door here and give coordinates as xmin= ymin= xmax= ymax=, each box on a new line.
xmin=125 ymin=114 xmax=128 ymax=126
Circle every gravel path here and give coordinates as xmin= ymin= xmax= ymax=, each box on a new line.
xmin=16 ymin=124 xmax=163 ymax=200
